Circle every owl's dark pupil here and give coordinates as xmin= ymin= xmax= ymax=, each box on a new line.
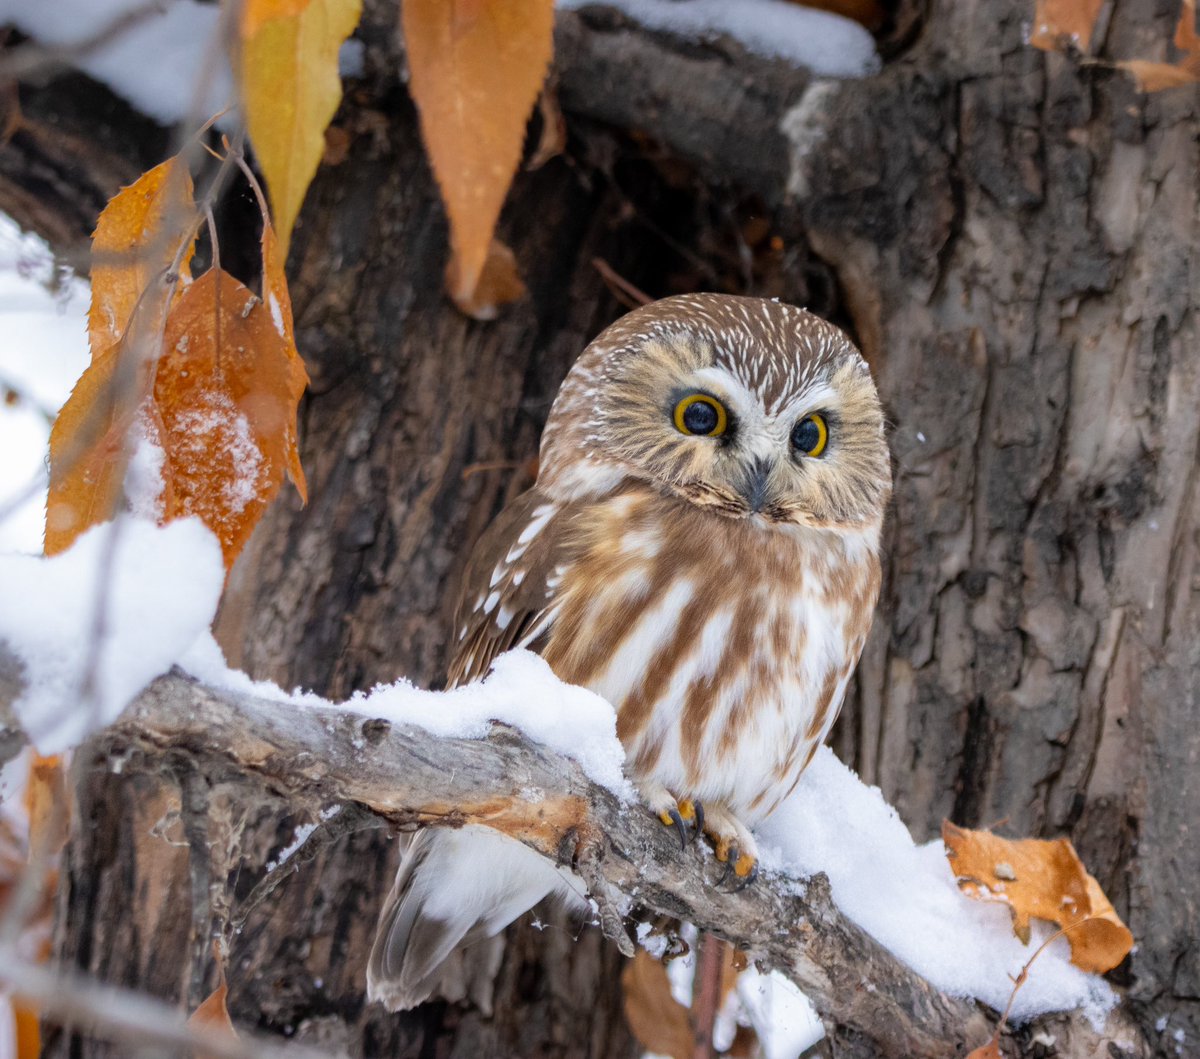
xmin=792 ymin=417 xmax=821 ymax=452
xmin=683 ymin=400 xmax=719 ymax=435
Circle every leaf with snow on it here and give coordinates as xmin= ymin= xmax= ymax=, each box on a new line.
xmin=154 ymin=268 xmax=308 ymax=567
xmin=942 ymin=821 xmax=1133 ymax=974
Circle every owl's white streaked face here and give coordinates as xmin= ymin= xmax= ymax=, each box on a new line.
xmin=539 ymin=295 xmax=891 ymax=532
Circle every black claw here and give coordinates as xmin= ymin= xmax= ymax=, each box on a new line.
xmin=732 ymin=861 xmax=759 ymax=892
xmin=667 ymin=808 xmax=689 ymax=850
xmin=692 ymin=801 xmax=705 ymax=836
xmin=716 ymin=844 xmax=739 ymax=887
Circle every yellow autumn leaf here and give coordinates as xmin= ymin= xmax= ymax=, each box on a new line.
xmin=47 ymin=161 xmax=197 ymax=555
xmin=237 ymin=0 xmax=362 ymax=258
xmin=88 ymin=157 xmax=195 ymax=359
xmin=240 ymin=0 xmax=314 ymax=36
xmin=402 ymin=0 xmax=554 ymax=314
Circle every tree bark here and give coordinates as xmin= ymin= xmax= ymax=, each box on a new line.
xmin=1 ymin=0 xmax=1196 ymax=1055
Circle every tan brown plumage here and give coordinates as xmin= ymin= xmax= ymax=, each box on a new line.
xmin=368 ymin=293 xmax=891 ymax=1010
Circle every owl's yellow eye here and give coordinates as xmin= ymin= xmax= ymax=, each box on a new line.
xmin=673 ymin=393 xmax=727 ymax=437
xmin=791 ymin=413 xmax=828 ymax=457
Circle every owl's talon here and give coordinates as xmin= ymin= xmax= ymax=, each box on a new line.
xmin=666 ymin=808 xmax=689 ymax=850
xmin=691 ymin=800 xmax=705 ymax=837
xmin=732 ymin=857 xmax=759 ymax=890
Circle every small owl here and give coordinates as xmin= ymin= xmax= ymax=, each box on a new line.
xmin=368 ymin=294 xmax=891 ymax=1009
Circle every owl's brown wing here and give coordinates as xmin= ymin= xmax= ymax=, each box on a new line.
xmin=445 ymin=488 xmax=577 ymax=688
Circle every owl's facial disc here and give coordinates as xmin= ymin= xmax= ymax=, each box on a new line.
xmin=651 ymin=360 xmax=886 ymax=531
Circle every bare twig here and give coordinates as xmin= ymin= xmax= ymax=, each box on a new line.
xmin=0 ymin=946 xmax=328 ymax=1059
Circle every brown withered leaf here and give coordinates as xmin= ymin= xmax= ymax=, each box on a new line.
xmin=965 ymin=1042 xmax=1004 ymax=1059
xmin=526 ymin=86 xmax=566 ymax=171
xmin=24 ymin=753 xmax=69 ymax=860
xmin=943 ymin=821 xmax=1133 ymax=974
xmin=1116 ymin=0 xmax=1200 ymax=90
xmin=154 ymin=268 xmax=308 ymax=567
xmin=621 ymin=950 xmax=692 ymax=1059
xmin=403 ymin=0 xmax=553 ymax=313
xmin=187 ymin=971 xmax=238 ymax=1059
xmin=1029 ymin=0 xmax=1104 ymax=52
xmin=447 ymin=238 xmax=527 ymax=321
xmin=260 ymin=218 xmax=309 ymax=500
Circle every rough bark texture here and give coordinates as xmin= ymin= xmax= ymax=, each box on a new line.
xmin=1 ymin=0 xmax=1196 ymax=1055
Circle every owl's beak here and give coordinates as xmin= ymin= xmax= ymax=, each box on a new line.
xmin=739 ymin=457 xmax=773 ymax=514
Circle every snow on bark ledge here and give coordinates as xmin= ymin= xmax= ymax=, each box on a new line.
xmin=557 ymin=0 xmax=880 ymax=78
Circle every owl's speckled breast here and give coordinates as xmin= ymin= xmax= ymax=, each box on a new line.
xmin=542 ymin=486 xmax=881 ymax=824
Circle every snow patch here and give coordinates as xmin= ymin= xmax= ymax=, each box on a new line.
xmin=737 ymin=968 xmax=825 ymax=1059
xmin=0 ymin=216 xmax=90 ymax=555
xmin=757 ymin=747 xmax=1117 ymax=1026
xmin=557 ymin=0 xmax=879 ymax=78
xmin=0 ymin=0 xmax=365 ymax=129
xmin=125 ymin=419 xmax=167 ymax=520
xmin=0 ymin=0 xmax=232 ymax=127
xmin=0 ymin=516 xmax=224 ymax=753
xmin=181 ymin=638 xmax=634 ymax=797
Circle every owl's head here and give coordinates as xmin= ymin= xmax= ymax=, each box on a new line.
xmin=540 ymin=294 xmax=890 ymax=534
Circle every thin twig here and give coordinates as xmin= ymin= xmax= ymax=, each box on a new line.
xmin=591 ymin=257 xmax=652 ymax=309
xmin=0 ymin=947 xmax=327 ymax=1059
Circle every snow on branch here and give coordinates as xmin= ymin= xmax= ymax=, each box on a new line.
xmin=0 ymin=647 xmax=1147 ymax=1059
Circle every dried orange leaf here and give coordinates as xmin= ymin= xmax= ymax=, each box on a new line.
xmin=965 ymin=1042 xmax=1003 ymax=1059
xmin=238 ymin=0 xmax=362 ymax=258
xmin=1116 ymin=1 xmax=1200 ymax=89
xmin=447 ymin=238 xmax=526 ymax=321
xmin=48 ymin=161 xmax=196 ymax=554
xmin=24 ymin=753 xmax=69 ymax=858
xmin=943 ymin=821 xmax=1133 ymax=974
xmin=154 ymin=268 xmax=308 ymax=567
xmin=89 ymin=159 xmax=195 ymax=359
xmin=260 ymin=219 xmax=309 ymax=501
xmin=1029 ymin=0 xmax=1104 ymax=52
xmin=621 ymin=950 xmax=692 ymax=1059
xmin=46 ymin=347 xmax=129 ymax=554
xmin=13 ymin=1000 xmax=40 ymax=1059
xmin=526 ymin=87 xmax=566 ymax=172
xmin=188 ymin=973 xmax=238 ymax=1059
xmin=403 ymin=0 xmax=553 ymax=310
xmin=1117 ymin=58 xmax=1200 ymax=89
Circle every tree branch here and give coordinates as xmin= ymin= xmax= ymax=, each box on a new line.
xmin=0 ymin=649 xmax=1148 ymax=1058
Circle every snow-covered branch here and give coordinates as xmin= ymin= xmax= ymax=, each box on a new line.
xmin=0 ymin=644 xmax=1147 ymax=1059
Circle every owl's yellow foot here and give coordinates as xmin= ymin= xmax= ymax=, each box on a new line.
xmin=642 ymin=784 xmax=704 ymax=850
xmin=702 ymin=804 xmax=759 ymax=888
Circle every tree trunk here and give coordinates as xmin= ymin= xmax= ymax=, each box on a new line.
xmin=2 ymin=0 xmax=1196 ymax=1054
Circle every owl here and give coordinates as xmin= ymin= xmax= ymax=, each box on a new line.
xmin=367 ymin=293 xmax=891 ymax=1010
